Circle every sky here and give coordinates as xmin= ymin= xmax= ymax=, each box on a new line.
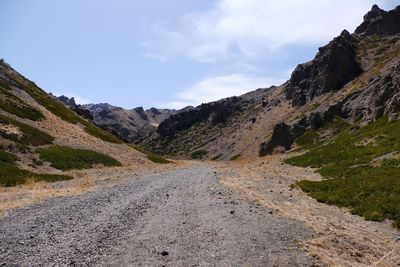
xmin=0 ymin=0 xmax=399 ymax=109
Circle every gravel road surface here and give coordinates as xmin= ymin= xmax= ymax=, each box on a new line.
xmin=0 ymin=164 xmax=314 ymax=266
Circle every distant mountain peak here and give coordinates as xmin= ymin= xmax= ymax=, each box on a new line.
xmin=371 ymin=4 xmax=381 ymax=11
xmin=355 ymin=4 xmax=400 ymax=36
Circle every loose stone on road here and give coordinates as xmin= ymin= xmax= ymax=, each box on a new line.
xmin=0 ymin=164 xmax=314 ymax=266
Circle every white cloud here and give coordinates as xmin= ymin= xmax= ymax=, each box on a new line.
xmin=143 ymin=53 xmax=167 ymax=63
xmin=145 ymin=0 xmax=388 ymax=62
xmin=162 ymin=74 xmax=284 ymax=109
xmin=53 ymin=92 xmax=91 ymax=105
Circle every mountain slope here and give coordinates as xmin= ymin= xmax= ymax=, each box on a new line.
xmin=140 ymin=5 xmax=400 ymax=162
xmin=58 ymin=95 xmax=189 ymax=144
xmin=0 ymin=60 xmax=153 ymax=187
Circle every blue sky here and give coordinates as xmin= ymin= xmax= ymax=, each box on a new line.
xmin=0 ymin=0 xmax=398 ymax=109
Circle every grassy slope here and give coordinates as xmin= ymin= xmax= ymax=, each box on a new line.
xmin=286 ymin=117 xmax=400 ymax=227
xmin=37 ymin=145 xmax=122 ymax=171
xmin=0 ymin=149 xmax=72 ymax=187
xmin=0 ymin=114 xmax=54 ymax=146
xmin=23 ymin=82 xmax=123 ymax=144
xmin=0 ymin=85 xmax=44 ymax=121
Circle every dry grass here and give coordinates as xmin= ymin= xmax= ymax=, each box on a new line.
xmin=216 ymin=156 xmax=400 ymax=266
xmin=0 ymin=124 xmax=22 ymax=137
xmin=78 ymin=175 xmax=95 ymax=188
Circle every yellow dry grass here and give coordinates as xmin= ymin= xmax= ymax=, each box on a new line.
xmin=216 ymin=156 xmax=400 ymax=267
xmin=0 ymin=123 xmax=22 ymax=137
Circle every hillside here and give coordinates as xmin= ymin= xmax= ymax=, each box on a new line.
xmin=0 ymin=59 xmax=174 ymax=210
xmin=138 ymin=4 xmax=400 ymax=228
xmin=139 ymin=5 xmax=400 ymax=162
xmin=57 ymin=95 xmax=188 ymax=143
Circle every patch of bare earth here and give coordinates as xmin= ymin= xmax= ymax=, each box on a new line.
xmin=216 ymin=155 xmax=400 ymax=266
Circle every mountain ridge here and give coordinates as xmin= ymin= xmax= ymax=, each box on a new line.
xmin=57 ymin=95 xmax=192 ymax=143
xmin=137 ymin=4 xmax=400 ymax=160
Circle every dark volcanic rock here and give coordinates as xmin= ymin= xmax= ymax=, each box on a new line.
xmin=355 ymin=5 xmax=400 ymax=36
xmin=259 ymin=123 xmax=302 ymax=156
xmin=342 ymin=60 xmax=400 ymax=122
xmin=57 ymin=95 xmax=93 ymax=120
xmin=157 ymin=97 xmax=247 ymax=138
xmin=57 ymin=96 xmax=178 ymax=143
xmin=261 ymin=56 xmax=400 ymax=156
xmin=285 ymin=30 xmax=362 ymax=106
xmin=133 ymin=107 xmax=148 ymax=121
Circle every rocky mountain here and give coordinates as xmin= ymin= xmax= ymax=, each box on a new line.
xmin=57 ymin=95 xmax=188 ymax=144
xmin=140 ymin=5 xmax=400 ymax=160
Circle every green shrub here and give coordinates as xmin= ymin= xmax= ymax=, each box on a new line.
xmin=0 ymin=86 xmax=44 ymax=121
xmin=229 ymin=154 xmax=241 ymax=161
xmin=211 ymin=154 xmax=222 ymax=161
xmin=0 ymin=148 xmax=72 ymax=187
xmin=191 ymin=150 xmax=208 ymax=159
xmin=287 ymin=117 xmax=400 ymax=227
xmin=0 ymin=114 xmax=54 ymax=146
xmin=84 ymin=125 xmax=123 ymax=144
xmin=0 ymin=161 xmax=73 ymax=187
xmin=37 ymin=145 xmax=122 ymax=171
xmin=0 ymin=149 xmax=18 ymax=164
xmin=147 ymin=154 xmax=171 ymax=164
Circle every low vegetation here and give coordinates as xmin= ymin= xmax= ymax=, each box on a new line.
xmin=0 ymin=114 xmax=54 ymax=146
xmin=211 ymin=154 xmax=222 ymax=161
xmin=37 ymin=145 xmax=122 ymax=171
xmin=286 ymin=117 xmax=400 ymax=227
xmin=0 ymin=86 xmax=44 ymax=121
xmin=191 ymin=150 xmax=208 ymax=159
xmin=20 ymin=82 xmax=122 ymax=144
xmin=83 ymin=125 xmax=123 ymax=144
xmin=147 ymin=154 xmax=171 ymax=164
xmin=128 ymin=144 xmax=171 ymax=164
xmin=0 ymin=148 xmax=72 ymax=187
xmin=229 ymin=154 xmax=241 ymax=161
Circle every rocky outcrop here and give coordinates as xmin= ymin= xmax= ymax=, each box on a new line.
xmin=259 ymin=123 xmax=300 ymax=156
xmin=57 ymin=96 xmax=179 ymax=143
xmin=285 ymin=30 xmax=362 ymax=106
xmin=355 ymin=5 xmax=400 ymax=36
xmin=157 ymin=96 xmax=247 ymax=138
xmin=258 ymin=6 xmax=400 ymax=156
xmin=342 ymin=60 xmax=400 ymax=122
xmin=57 ymin=95 xmax=93 ymax=120
xmin=259 ymin=111 xmax=331 ymax=156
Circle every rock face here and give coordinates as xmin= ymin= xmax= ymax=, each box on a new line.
xmin=355 ymin=5 xmax=400 ymax=36
xmin=259 ymin=123 xmax=300 ymax=156
xmin=57 ymin=95 xmax=94 ymax=120
xmin=57 ymin=96 xmax=180 ymax=143
xmin=342 ymin=60 xmax=400 ymax=122
xmin=157 ymin=97 xmax=246 ymax=138
xmin=285 ymin=30 xmax=362 ymax=106
xmin=260 ymin=5 xmax=400 ymax=156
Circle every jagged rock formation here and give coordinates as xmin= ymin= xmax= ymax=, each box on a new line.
xmin=285 ymin=30 xmax=362 ymax=106
xmin=355 ymin=5 xmax=400 ymax=36
xmin=157 ymin=97 xmax=247 ymax=138
xmin=136 ymin=5 xmax=400 ymax=159
xmin=57 ymin=95 xmax=183 ymax=143
xmin=260 ymin=5 xmax=400 ymax=155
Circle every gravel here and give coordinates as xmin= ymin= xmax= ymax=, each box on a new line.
xmin=0 ymin=164 xmax=315 ymax=266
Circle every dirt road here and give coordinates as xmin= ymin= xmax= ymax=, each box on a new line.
xmin=0 ymin=164 xmax=314 ymax=266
